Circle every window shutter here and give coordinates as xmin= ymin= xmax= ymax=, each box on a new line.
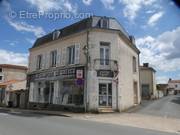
xmin=34 ymin=55 xmax=38 ymax=71
xmin=57 ymin=49 xmax=61 ymax=67
xmin=61 ymin=47 xmax=66 ymax=66
xmin=46 ymin=52 xmax=50 ymax=69
xmin=42 ymin=54 xmax=45 ymax=69
xmin=75 ymin=43 xmax=80 ymax=64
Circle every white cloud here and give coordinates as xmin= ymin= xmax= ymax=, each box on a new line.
xmin=156 ymin=76 xmax=169 ymax=84
xmin=119 ymin=0 xmax=156 ymax=20
xmin=82 ymin=0 xmax=93 ymax=5
xmin=147 ymin=11 xmax=164 ymax=26
xmin=136 ymin=26 xmax=180 ymax=72
xmin=6 ymin=17 xmax=45 ymax=37
xmin=0 ymin=49 xmax=28 ymax=66
xmin=101 ymin=0 xmax=115 ymax=10
xmin=25 ymin=0 xmax=77 ymax=13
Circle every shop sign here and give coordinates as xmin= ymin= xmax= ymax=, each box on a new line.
xmin=76 ymin=69 xmax=83 ymax=79
xmin=76 ymin=79 xmax=84 ymax=86
xmin=30 ymin=67 xmax=84 ymax=81
xmin=97 ymin=70 xmax=114 ymax=78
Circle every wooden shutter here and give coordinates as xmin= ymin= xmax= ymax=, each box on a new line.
xmin=61 ymin=47 xmax=66 ymax=66
xmin=75 ymin=43 xmax=80 ymax=64
xmin=57 ymin=49 xmax=61 ymax=67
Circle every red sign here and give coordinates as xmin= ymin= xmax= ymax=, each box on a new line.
xmin=76 ymin=70 xmax=83 ymax=79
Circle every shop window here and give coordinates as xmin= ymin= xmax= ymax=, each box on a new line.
xmin=50 ymin=50 xmax=57 ymax=67
xmin=68 ymin=45 xmax=75 ymax=65
xmin=37 ymin=55 xmax=42 ymax=70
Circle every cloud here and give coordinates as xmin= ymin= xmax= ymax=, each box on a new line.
xmin=6 ymin=17 xmax=45 ymax=37
xmin=101 ymin=0 xmax=115 ymax=10
xmin=156 ymin=76 xmax=169 ymax=84
xmin=0 ymin=49 xmax=28 ymax=66
xmin=136 ymin=26 xmax=180 ymax=72
xmin=119 ymin=0 xmax=156 ymax=20
xmin=147 ymin=11 xmax=164 ymax=26
xmin=82 ymin=0 xmax=93 ymax=5
xmin=25 ymin=0 xmax=77 ymax=13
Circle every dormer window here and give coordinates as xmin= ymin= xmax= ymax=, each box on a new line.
xmin=99 ymin=18 xmax=109 ymax=29
xmin=53 ymin=30 xmax=61 ymax=40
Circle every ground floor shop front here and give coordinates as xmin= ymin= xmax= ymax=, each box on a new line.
xmin=28 ymin=66 xmax=140 ymax=112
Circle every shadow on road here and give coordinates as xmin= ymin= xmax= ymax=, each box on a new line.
xmin=171 ymin=95 xmax=180 ymax=105
xmin=0 ymin=109 xmax=70 ymax=118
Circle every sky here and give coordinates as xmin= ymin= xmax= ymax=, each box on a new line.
xmin=0 ymin=0 xmax=180 ymax=84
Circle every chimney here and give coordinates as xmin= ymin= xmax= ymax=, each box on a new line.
xmin=168 ymin=78 xmax=172 ymax=82
xmin=143 ymin=63 xmax=149 ymax=67
xmin=129 ymin=36 xmax=135 ymax=45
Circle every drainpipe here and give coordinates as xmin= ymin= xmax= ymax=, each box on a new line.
xmin=84 ymin=30 xmax=90 ymax=112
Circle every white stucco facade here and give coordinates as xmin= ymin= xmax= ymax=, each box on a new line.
xmin=28 ymin=16 xmax=141 ymax=112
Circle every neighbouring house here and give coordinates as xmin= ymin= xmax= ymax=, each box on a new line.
xmin=0 ymin=64 xmax=28 ymax=108
xmin=156 ymin=84 xmax=168 ymax=97
xmin=28 ymin=16 xmax=141 ymax=112
xmin=140 ymin=63 xmax=157 ymax=100
xmin=168 ymin=79 xmax=180 ymax=95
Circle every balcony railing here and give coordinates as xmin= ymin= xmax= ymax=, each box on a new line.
xmin=94 ymin=59 xmax=118 ymax=71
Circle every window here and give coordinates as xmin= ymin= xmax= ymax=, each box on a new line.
xmin=133 ymin=56 xmax=137 ymax=73
xmin=68 ymin=46 xmax=75 ymax=65
xmin=0 ymin=68 xmax=2 ymax=72
xmin=100 ymin=42 xmax=110 ymax=65
xmin=0 ymin=76 xmax=2 ymax=81
xmin=37 ymin=55 xmax=42 ymax=70
xmin=50 ymin=50 xmax=57 ymax=67
xmin=53 ymin=30 xmax=61 ymax=40
xmin=99 ymin=18 xmax=109 ymax=28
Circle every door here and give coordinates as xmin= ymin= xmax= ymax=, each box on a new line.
xmin=142 ymin=84 xmax=150 ymax=98
xmin=49 ymin=82 xmax=54 ymax=104
xmin=99 ymin=83 xmax=112 ymax=107
xmin=100 ymin=45 xmax=110 ymax=66
xmin=134 ymin=82 xmax=138 ymax=104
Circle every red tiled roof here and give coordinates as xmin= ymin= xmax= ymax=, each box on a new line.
xmin=169 ymin=80 xmax=180 ymax=83
xmin=0 ymin=64 xmax=28 ymax=70
xmin=0 ymin=79 xmax=26 ymax=86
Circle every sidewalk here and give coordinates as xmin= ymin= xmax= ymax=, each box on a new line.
xmin=0 ymin=107 xmax=180 ymax=134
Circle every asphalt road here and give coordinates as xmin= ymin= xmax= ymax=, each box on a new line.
xmin=134 ymin=94 xmax=180 ymax=119
xmin=0 ymin=112 xmax=178 ymax=135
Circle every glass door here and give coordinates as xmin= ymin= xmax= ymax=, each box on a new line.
xmin=99 ymin=83 xmax=112 ymax=107
xmin=100 ymin=45 xmax=110 ymax=66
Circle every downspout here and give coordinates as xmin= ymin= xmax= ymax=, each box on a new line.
xmin=84 ymin=30 xmax=90 ymax=112
xmin=138 ymin=53 xmax=141 ymax=104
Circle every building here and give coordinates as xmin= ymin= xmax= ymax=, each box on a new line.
xmin=168 ymin=79 xmax=180 ymax=95
xmin=140 ymin=63 xmax=157 ymax=99
xmin=28 ymin=16 xmax=141 ymax=112
xmin=0 ymin=64 xmax=28 ymax=108
xmin=156 ymin=84 xmax=168 ymax=97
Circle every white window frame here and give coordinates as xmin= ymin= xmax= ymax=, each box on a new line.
xmin=37 ymin=54 xmax=42 ymax=70
xmin=68 ymin=45 xmax=75 ymax=65
xmin=50 ymin=50 xmax=57 ymax=67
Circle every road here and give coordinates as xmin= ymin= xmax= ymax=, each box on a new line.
xmin=134 ymin=95 xmax=180 ymax=119
xmin=0 ymin=111 xmax=178 ymax=135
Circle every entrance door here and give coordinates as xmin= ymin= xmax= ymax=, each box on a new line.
xmin=99 ymin=83 xmax=112 ymax=107
xmin=49 ymin=82 xmax=54 ymax=104
xmin=133 ymin=82 xmax=138 ymax=104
